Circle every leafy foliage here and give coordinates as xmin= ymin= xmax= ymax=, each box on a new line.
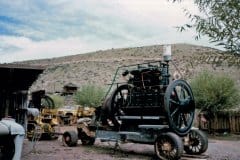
xmin=190 ymin=71 xmax=240 ymax=116
xmin=172 ymin=0 xmax=240 ymax=54
xmin=49 ymin=94 xmax=64 ymax=108
xmin=74 ymin=85 xmax=105 ymax=107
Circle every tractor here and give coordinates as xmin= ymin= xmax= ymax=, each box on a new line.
xmin=27 ymin=90 xmax=59 ymax=140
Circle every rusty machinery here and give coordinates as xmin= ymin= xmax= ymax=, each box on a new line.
xmin=57 ymin=105 xmax=95 ymax=125
xmin=62 ymin=46 xmax=208 ymax=160
xmin=27 ymin=90 xmax=59 ymax=140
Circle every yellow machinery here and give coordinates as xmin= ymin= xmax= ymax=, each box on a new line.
xmin=77 ymin=106 xmax=96 ymax=118
xmin=57 ymin=106 xmax=78 ymax=125
xmin=57 ymin=105 xmax=96 ymax=125
xmin=27 ymin=90 xmax=59 ymax=140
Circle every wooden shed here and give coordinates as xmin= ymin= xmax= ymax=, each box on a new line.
xmin=0 ymin=64 xmax=44 ymax=126
xmin=62 ymin=82 xmax=78 ymax=95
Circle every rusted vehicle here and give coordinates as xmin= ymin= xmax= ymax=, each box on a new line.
xmin=27 ymin=90 xmax=59 ymax=140
xmin=57 ymin=105 xmax=78 ymax=125
xmin=63 ymin=46 xmax=208 ymax=160
xmin=77 ymin=106 xmax=96 ymax=118
xmin=57 ymin=105 xmax=95 ymax=125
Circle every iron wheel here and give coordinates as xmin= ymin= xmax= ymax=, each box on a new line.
xmin=184 ymin=129 xmax=208 ymax=155
xmin=154 ymin=132 xmax=183 ymax=160
xmin=164 ymin=79 xmax=195 ymax=136
xmin=110 ymin=84 xmax=130 ymax=116
xmin=107 ymin=84 xmax=130 ymax=128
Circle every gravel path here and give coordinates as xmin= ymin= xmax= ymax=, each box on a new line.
xmin=21 ymin=127 xmax=240 ymax=160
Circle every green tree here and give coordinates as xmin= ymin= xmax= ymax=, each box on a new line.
xmin=190 ymin=71 xmax=240 ymax=117
xmin=74 ymin=85 xmax=105 ymax=107
xmin=172 ymin=0 xmax=240 ymax=54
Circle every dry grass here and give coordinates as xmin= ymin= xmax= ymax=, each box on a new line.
xmin=17 ymin=43 xmax=239 ymax=93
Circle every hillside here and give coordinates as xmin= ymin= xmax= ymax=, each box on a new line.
xmin=16 ymin=43 xmax=239 ymax=93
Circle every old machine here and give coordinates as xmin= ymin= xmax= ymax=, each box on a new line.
xmin=27 ymin=90 xmax=59 ymax=140
xmin=62 ymin=46 xmax=208 ymax=160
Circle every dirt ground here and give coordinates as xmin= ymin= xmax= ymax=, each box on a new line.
xmin=21 ymin=126 xmax=240 ymax=160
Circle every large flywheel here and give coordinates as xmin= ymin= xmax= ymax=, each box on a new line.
xmin=164 ymin=79 xmax=195 ymax=136
xmin=109 ymin=84 xmax=130 ymax=116
xmin=103 ymin=84 xmax=130 ymax=128
xmin=41 ymin=95 xmax=55 ymax=109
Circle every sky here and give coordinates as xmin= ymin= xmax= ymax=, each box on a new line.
xmin=0 ymin=0 xmax=220 ymax=63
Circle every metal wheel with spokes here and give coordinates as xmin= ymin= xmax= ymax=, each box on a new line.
xmin=154 ymin=132 xmax=183 ymax=160
xmin=184 ymin=129 xmax=208 ymax=155
xmin=41 ymin=95 xmax=55 ymax=109
xmin=110 ymin=84 xmax=130 ymax=116
xmin=164 ymin=79 xmax=195 ymax=136
xmin=107 ymin=84 xmax=130 ymax=128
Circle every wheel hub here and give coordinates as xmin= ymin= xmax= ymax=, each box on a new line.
xmin=162 ymin=142 xmax=172 ymax=152
xmin=191 ymin=139 xmax=200 ymax=146
xmin=179 ymin=98 xmax=194 ymax=112
xmin=65 ymin=136 xmax=70 ymax=142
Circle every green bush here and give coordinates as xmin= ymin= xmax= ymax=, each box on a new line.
xmin=74 ymin=85 xmax=105 ymax=107
xmin=190 ymin=71 xmax=240 ymax=115
xmin=49 ymin=94 xmax=64 ymax=108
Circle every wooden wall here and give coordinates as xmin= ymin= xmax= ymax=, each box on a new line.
xmin=198 ymin=112 xmax=240 ymax=133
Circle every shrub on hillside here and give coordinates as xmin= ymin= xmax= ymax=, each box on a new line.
xmin=190 ymin=71 xmax=240 ymax=116
xmin=49 ymin=94 xmax=64 ymax=108
xmin=74 ymin=85 xmax=105 ymax=107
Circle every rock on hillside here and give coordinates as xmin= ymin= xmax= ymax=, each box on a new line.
xmin=23 ymin=43 xmax=240 ymax=93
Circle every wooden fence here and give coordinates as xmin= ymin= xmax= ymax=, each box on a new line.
xmin=198 ymin=112 xmax=240 ymax=134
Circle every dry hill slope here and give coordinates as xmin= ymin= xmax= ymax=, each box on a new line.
xmin=19 ymin=43 xmax=239 ymax=93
